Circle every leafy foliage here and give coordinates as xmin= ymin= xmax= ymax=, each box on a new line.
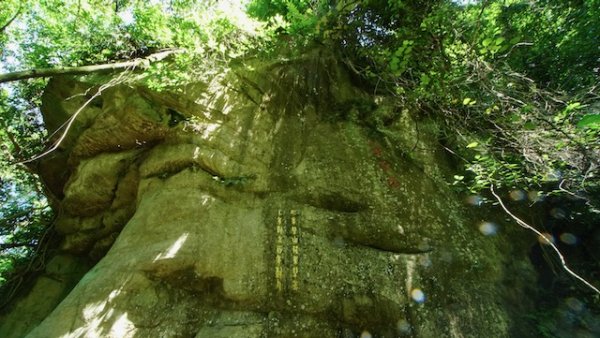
xmin=0 ymin=85 xmax=52 ymax=292
xmin=244 ymin=0 xmax=599 ymax=207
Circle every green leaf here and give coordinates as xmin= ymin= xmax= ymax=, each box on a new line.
xmin=390 ymin=57 xmax=399 ymax=71
xmin=466 ymin=142 xmax=478 ymax=148
xmin=420 ymin=73 xmax=430 ymax=86
xmin=463 ymin=98 xmax=471 ymax=105
xmin=577 ymin=114 xmax=600 ymax=129
xmin=482 ymin=38 xmax=492 ymax=47
xmin=565 ymin=102 xmax=582 ymax=111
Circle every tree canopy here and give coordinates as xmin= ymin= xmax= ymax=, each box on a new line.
xmin=1 ymin=0 xmax=599 ymax=330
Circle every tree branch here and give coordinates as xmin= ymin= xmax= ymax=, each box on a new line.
xmin=17 ymin=68 xmax=132 ymax=164
xmin=0 ymin=5 xmax=22 ymax=34
xmin=490 ymin=185 xmax=600 ymax=295
xmin=0 ymin=49 xmax=184 ymax=84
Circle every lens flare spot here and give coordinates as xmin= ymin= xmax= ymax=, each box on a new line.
xmin=410 ymin=288 xmax=425 ymax=303
xmin=550 ymin=208 xmax=566 ymax=219
xmin=478 ymin=222 xmax=498 ymax=236
xmin=527 ymin=191 xmax=543 ymax=202
xmin=545 ymin=169 xmax=562 ymax=181
xmin=333 ymin=235 xmax=346 ymax=248
xmin=565 ymin=297 xmax=584 ymax=312
xmin=396 ymin=318 xmax=412 ymax=334
xmin=509 ymin=190 xmax=526 ymax=201
xmin=465 ymin=195 xmax=483 ymax=206
xmin=559 ymin=232 xmax=577 ymax=245
xmin=418 ymin=255 xmax=432 ymax=268
xmin=360 ymin=331 xmax=372 ymax=338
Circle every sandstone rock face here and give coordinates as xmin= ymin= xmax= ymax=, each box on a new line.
xmin=1 ymin=50 xmax=534 ymax=337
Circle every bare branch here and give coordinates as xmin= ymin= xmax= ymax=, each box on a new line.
xmin=490 ymin=185 xmax=600 ymax=295
xmin=558 ymin=179 xmax=587 ymax=200
xmin=16 ymin=67 xmax=133 ymax=164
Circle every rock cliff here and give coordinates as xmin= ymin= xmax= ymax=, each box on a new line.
xmin=0 ymin=48 xmax=535 ymax=337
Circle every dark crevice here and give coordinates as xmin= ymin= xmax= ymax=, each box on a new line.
xmin=166 ymin=108 xmax=186 ymax=127
xmin=348 ymin=240 xmax=433 ymax=255
xmin=298 ymin=193 xmax=369 ymax=213
xmin=145 ymin=162 xmax=257 ymax=190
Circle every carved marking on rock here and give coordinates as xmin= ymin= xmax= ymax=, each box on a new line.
xmin=274 ymin=209 xmax=301 ymax=294
xmin=290 ymin=209 xmax=299 ymax=291
xmin=275 ymin=210 xmax=284 ymax=293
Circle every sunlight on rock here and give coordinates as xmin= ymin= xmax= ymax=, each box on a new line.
xmin=81 ymin=287 xmax=123 ymax=323
xmin=509 ymin=189 xmax=526 ymax=201
xmin=465 ymin=195 xmax=483 ymax=206
xmin=154 ymin=233 xmax=189 ymax=261
xmin=110 ymin=313 xmax=136 ymax=336
xmin=391 ymin=254 xmax=402 ymax=262
xmin=397 ymin=224 xmax=405 ymax=234
xmin=405 ymin=257 xmax=417 ymax=298
xmin=69 ymin=298 xmax=123 ymax=338
xmin=64 ymin=316 xmax=105 ymax=338
xmin=360 ymin=330 xmax=373 ymax=338
xmin=478 ymin=222 xmax=498 ymax=236
xmin=108 ymin=289 xmax=122 ymax=301
xmin=538 ymin=232 xmax=555 ymax=245
xmin=199 ymin=194 xmax=213 ymax=206
xmin=220 ymin=94 xmax=234 ymax=116
xmin=559 ymin=232 xmax=578 ymax=245
xmin=410 ymin=288 xmax=425 ymax=303
xmin=82 ymin=301 xmax=109 ymax=321
xmin=201 ymin=123 xmax=221 ymax=139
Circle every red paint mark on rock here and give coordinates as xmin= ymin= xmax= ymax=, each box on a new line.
xmin=372 ymin=146 xmax=383 ymax=157
xmin=387 ymin=176 xmax=400 ymax=188
xmin=370 ymin=141 xmax=400 ymax=189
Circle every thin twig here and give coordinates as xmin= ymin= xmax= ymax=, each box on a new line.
xmin=558 ymin=179 xmax=587 ymax=200
xmin=490 ymin=184 xmax=600 ymax=295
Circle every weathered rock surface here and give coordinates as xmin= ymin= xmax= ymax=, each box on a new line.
xmin=0 ymin=49 xmax=536 ymax=337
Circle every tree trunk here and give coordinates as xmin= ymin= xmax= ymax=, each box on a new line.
xmin=0 ymin=48 xmax=537 ymax=337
